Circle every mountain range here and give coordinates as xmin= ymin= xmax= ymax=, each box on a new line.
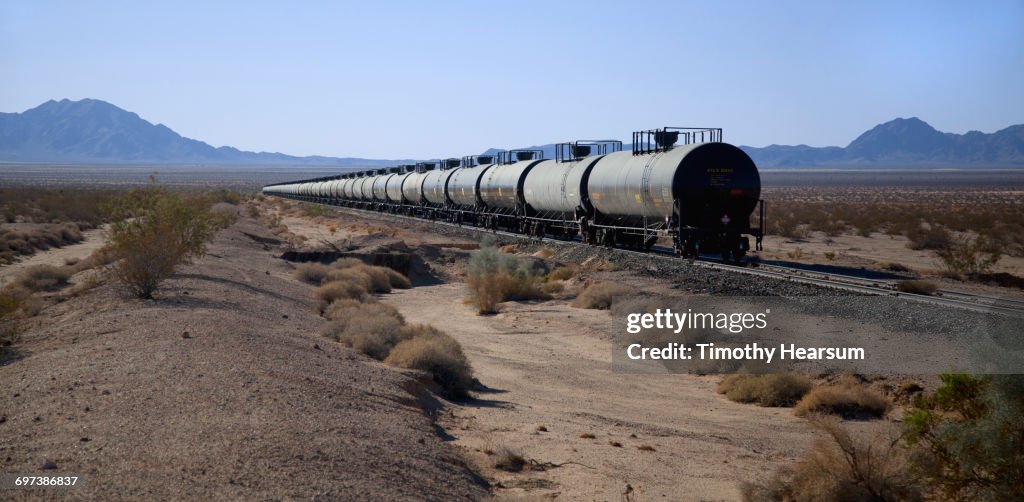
xmin=0 ymin=99 xmax=408 ymax=166
xmin=1 ymin=98 xmax=1022 ymax=167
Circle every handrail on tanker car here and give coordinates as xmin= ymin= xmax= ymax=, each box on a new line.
xmin=632 ymin=127 xmax=723 ymax=156
xmin=554 ymin=140 xmax=623 ymax=162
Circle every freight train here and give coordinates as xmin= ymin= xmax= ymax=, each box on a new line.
xmin=262 ymin=127 xmax=765 ymax=261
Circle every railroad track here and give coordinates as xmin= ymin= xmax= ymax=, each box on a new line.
xmin=305 ymin=201 xmax=1024 ymax=318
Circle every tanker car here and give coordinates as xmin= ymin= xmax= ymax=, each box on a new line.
xmin=262 ymin=127 xmax=765 ymax=261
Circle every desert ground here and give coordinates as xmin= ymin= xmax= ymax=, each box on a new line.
xmin=1 ymin=176 xmax=1021 ymax=500
xmin=246 ymin=199 xmax=949 ymax=500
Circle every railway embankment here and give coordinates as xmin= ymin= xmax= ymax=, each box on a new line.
xmin=0 ymin=211 xmax=488 ymax=500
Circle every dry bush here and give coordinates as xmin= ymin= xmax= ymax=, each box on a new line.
xmin=332 ymin=257 xmax=365 ymax=269
xmin=0 ymin=223 xmax=88 ymax=264
xmin=466 ymin=243 xmax=547 ymax=314
xmin=718 ymin=374 xmax=812 ymax=407
xmin=897 ymin=280 xmax=937 ymax=296
xmin=381 ymin=267 xmax=411 ymax=289
xmin=324 ymin=298 xmax=403 ymax=324
xmin=332 ymin=315 xmax=407 ymax=360
xmin=541 ymin=281 xmax=565 ymax=295
xmin=572 ymin=282 xmax=635 ymax=310
xmin=68 ymin=248 xmax=116 ymax=274
xmin=0 ymin=188 xmax=115 ymax=227
xmin=492 ymin=447 xmax=527 ymax=472
xmin=907 ymin=225 xmax=951 ymax=251
xmin=105 ymin=186 xmax=231 ymax=299
xmin=385 ymin=325 xmax=474 ymax=398
xmin=742 ymin=415 xmax=922 ymax=502
xmin=794 ymin=382 xmax=891 ymax=419
xmin=325 ymin=266 xmax=391 ymax=294
xmin=547 ymin=265 xmax=577 ymax=282
xmin=0 ymin=285 xmax=30 ymax=356
xmin=294 ymin=263 xmax=330 ymax=285
xmin=936 ymin=234 xmax=1001 ymax=277
xmin=878 ymin=261 xmax=910 ymax=272
xmin=16 ymin=265 xmax=72 ymax=292
xmin=314 ymin=279 xmax=369 ymax=308
xmin=300 ymin=203 xmax=328 ymax=218
xmin=905 ymin=374 xmax=1024 ymax=500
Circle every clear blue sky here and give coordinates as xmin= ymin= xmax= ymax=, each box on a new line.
xmin=2 ymin=0 xmax=1022 ymax=159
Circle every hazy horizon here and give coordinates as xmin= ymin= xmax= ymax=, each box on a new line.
xmin=2 ymin=1 xmax=1022 ymax=159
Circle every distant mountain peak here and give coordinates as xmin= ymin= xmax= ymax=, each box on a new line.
xmin=742 ymin=117 xmax=1024 ymax=167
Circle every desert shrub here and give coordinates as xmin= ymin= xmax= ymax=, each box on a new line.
xmin=105 ymin=187 xmax=230 ymax=299
xmin=68 ymin=248 xmax=116 ymax=274
xmin=385 ymin=325 xmax=474 ymax=397
xmin=907 ymin=225 xmax=951 ymax=251
xmin=547 ymin=265 xmax=577 ymax=282
xmin=0 ymin=188 xmax=116 ymax=227
xmin=897 ymin=280 xmax=938 ymax=296
xmin=324 ymin=298 xmax=403 ymax=324
xmin=492 ymin=447 xmax=527 ymax=472
xmin=541 ymin=281 xmax=565 ymax=295
xmin=381 ymin=267 xmax=411 ymax=289
xmin=548 ymin=262 xmax=581 ymax=282
xmin=904 ymin=374 xmax=1024 ymax=501
xmin=314 ymin=279 xmax=369 ymax=308
xmin=294 ymin=263 xmax=330 ymax=285
xmin=332 ymin=257 xmax=365 ymax=269
xmin=794 ymin=382 xmax=890 ymax=419
xmin=936 ymin=234 xmax=1001 ymax=277
xmin=332 ymin=315 xmax=406 ymax=360
xmin=572 ymin=282 xmax=635 ymax=310
xmin=16 ymin=265 xmax=72 ymax=292
xmin=0 ymin=223 xmax=89 ymax=264
xmin=878 ymin=261 xmax=911 ymax=272
xmin=717 ymin=374 xmax=812 ymax=407
xmin=0 ymin=285 xmax=30 ymax=356
xmin=466 ymin=243 xmax=547 ymax=314
xmin=301 ymin=203 xmax=328 ymax=218
xmin=742 ymin=415 xmax=922 ymax=502
xmin=325 ymin=266 xmax=391 ymax=294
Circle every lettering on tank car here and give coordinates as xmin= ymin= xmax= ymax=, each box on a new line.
xmin=708 ymin=167 xmax=733 ymax=187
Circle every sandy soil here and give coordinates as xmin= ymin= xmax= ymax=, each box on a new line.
xmin=0 ymin=214 xmax=487 ymax=500
xmin=762 ymin=232 xmax=1024 ymax=275
xmin=0 ymin=226 xmax=107 ymax=287
xmin=381 ymin=284 xmax=816 ymax=501
xmin=760 ymin=232 xmax=1024 ymax=299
